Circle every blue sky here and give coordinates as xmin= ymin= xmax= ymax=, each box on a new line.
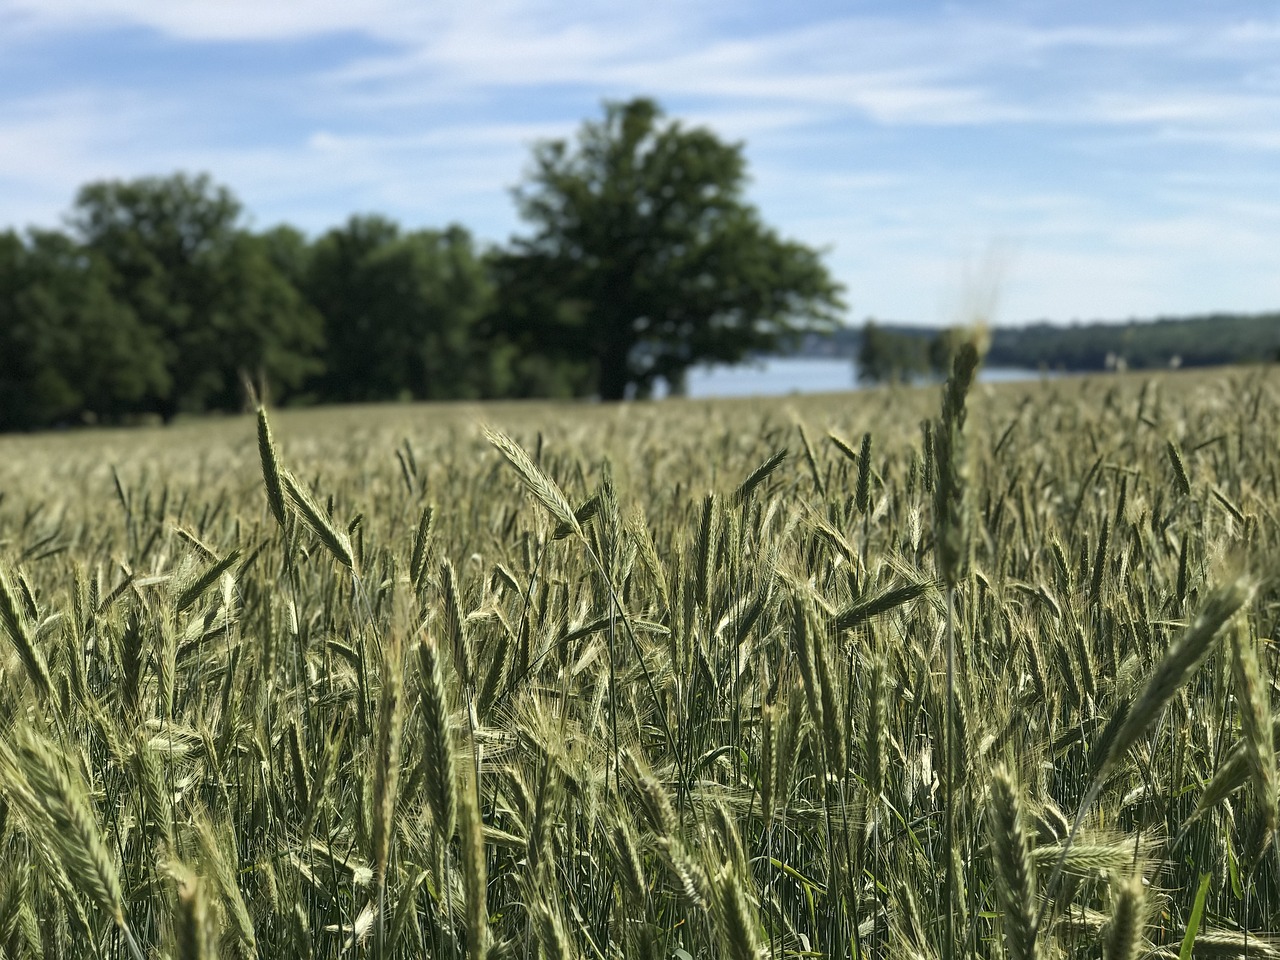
xmin=1 ymin=1 xmax=1278 ymax=326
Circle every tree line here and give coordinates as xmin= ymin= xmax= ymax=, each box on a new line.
xmin=848 ymin=316 xmax=1280 ymax=384
xmin=985 ymin=315 xmax=1280 ymax=371
xmin=0 ymin=98 xmax=843 ymax=431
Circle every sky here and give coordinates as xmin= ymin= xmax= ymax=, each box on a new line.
xmin=1 ymin=1 xmax=1278 ymax=327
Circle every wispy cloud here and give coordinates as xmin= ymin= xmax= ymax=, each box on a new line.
xmin=1 ymin=1 xmax=1279 ymax=321
xmin=1085 ymin=91 xmax=1279 ymax=125
xmin=0 ymin=91 xmax=177 ymax=200
xmin=0 ymin=0 xmax=416 ymax=41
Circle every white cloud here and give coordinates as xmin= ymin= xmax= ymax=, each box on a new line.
xmin=17 ymin=1 xmax=1261 ymax=141
xmin=1150 ymin=124 xmax=1280 ymax=151
xmin=3 ymin=2 xmax=1280 ymax=321
xmin=1019 ymin=24 xmax=1184 ymax=50
xmin=1086 ymin=92 xmax=1279 ymax=125
xmin=0 ymin=0 xmax=417 ymax=41
xmin=0 ymin=92 xmax=184 ymax=223
xmin=294 ymin=7 xmax=1280 ymax=140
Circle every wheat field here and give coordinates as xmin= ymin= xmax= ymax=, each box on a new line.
xmin=0 ymin=361 xmax=1277 ymax=959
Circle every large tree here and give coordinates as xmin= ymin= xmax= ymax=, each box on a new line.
xmin=70 ymin=173 xmax=322 ymax=417
xmin=502 ymin=98 xmax=844 ymax=400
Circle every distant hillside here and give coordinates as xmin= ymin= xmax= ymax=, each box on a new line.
xmin=788 ymin=313 xmax=1280 ymax=371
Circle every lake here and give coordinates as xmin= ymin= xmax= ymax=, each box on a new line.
xmin=659 ymin=357 xmax=1050 ymax=399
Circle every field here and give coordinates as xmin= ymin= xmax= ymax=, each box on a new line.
xmin=0 ymin=364 xmax=1277 ymax=959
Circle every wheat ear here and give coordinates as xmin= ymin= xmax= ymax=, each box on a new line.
xmin=0 ymin=565 xmax=52 ymax=699
xmin=989 ymin=765 xmax=1039 ymax=960
xmin=417 ymin=635 xmax=458 ymax=840
xmin=1189 ymin=715 xmax=1280 ymax=825
xmin=1041 ymin=574 xmax=1255 ymax=930
xmin=173 ymin=871 xmax=215 ymax=960
xmin=1101 ymin=574 xmax=1255 ymax=780
xmin=256 ymin=406 xmax=287 ymax=529
xmin=484 ymin=427 xmax=581 ymax=538
xmin=458 ymin=767 xmax=489 ymax=960
xmin=2 ymin=732 xmax=146 ymax=959
xmin=712 ymin=864 xmax=766 ymax=960
xmin=1228 ymin=618 xmax=1278 ymax=836
xmin=1104 ymin=873 xmax=1148 ymax=960
xmin=281 ymin=469 xmax=355 ymax=569
xmin=372 ymin=632 xmax=405 ymax=892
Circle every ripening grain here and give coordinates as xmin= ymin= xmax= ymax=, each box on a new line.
xmin=0 ymin=368 xmax=1276 ymax=958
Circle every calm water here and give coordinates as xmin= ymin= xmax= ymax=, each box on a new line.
xmin=660 ymin=357 xmax=1048 ymax=399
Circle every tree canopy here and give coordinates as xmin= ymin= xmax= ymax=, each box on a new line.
xmin=71 ymin=173 xmax=323 ymax=417
xmin=0 ymin=228 xmax=165 ymax=430
xmin=305 ymin=217 xmax=495 ymax=403
xmin=503 ymin=98 xmax=844 ymax=400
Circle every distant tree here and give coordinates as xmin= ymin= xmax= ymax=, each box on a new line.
xmin=0 ymin=228 xmax=168 ymax=429
xmin=986 ymin=314 xmax=1280 ymax=372
xmin=219 ymin=230 xmax=325 ymax=406
xmin=256 ymin=224 xmax=314 ymax=290
xmin=502 ymin=98 xmax=844 ymax=400
xmin=927 ymin=327 xmax=966 ymax=378
xmin=857 ymin=321 xmax=890 ymax=384
xmin=305 ymin=217 xmax=495 ymax=403
xmin=857 ymin=320 xmax=927 ymax=384
xmin=70 ymin=173 xmax=322 ymax=418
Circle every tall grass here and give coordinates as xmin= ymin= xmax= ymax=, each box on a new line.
xmin=0 ymin=368 xmax=1276 ymax=957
